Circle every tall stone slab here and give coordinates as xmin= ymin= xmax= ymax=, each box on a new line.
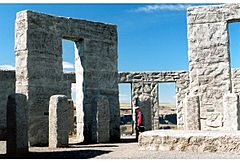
xmin=15 ymin=10 xmax=119 ymax=145
xmin=49 ymin=95 xmax=69 ymax=148
xmin=68 ymin=99 xmax=75 ymax=135
xmin=187 ymin=4 xmax=240 ymax=130
xmin=176 ymin=72 xmax=190 ymax=130
xmin=0 ymin=70 xmax=15 ymax=139
xmin=7 ymin=94 xmax=28 ymax=155
xmin=92 ymin=95 xmax=110 ymax=143
xmin=139 ymin=94 xmax=152 ymax=131
xmin=223 ymin=93 xmax=240 ymax=130
xmin=184 ymin=95 xmax=200 ymax=130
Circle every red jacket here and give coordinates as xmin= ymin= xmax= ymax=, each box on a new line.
xmin=137 ymin=111 xmax=143 ymax=126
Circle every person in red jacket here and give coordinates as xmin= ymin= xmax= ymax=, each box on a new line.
xmin=135 ymin=106 xmax=145 ymax=140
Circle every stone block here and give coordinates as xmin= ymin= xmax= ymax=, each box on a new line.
xmin=139 ymin=94 xmax=152 ymax=131
xmin=206 ymin=112 xmax=223 ymax=128
xmin=92 ymin=95 xmax=110 ymax=143
xmin=7 ymin=94 xmax=28 ymax=155
xmin=68 ymin=99 xmax=75 ymax=135
xmin=223 ymin=93 xmax=240 ymax=130
xmin=0 ymin=71 xmax=15 ymax=139
xmin=49 ymin=95 xmax=69 ymax=148
xmin=184 ymin=95 xmax=200 ymax=130
xmin=139 ymin=130 xmax=240 ymax=153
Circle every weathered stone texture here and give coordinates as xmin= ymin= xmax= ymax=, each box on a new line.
xmin=232 ymin=68 xmax=240 ymax=95
xmin=223 ymin=93 xmax=240 ymax=130
xmin=139 ymin=94 xmax=152 ymax=131
xmin=92 ymin=95 xmax=110 ymax=143
xmin=49 ymin=95 xmax=69 ymax=148
xmin=132 ymin=82 xmax=158 ymax=130
xmin=7 ymin=94 xmax=28 ymax=155
xmin=187 ymin=4 xmax=240 ymax=24
xmin=15 ymin=10 xmax=119 ymax=145
xmin=0 ymin=70 xmax=15 ymax=140
xmin=139 ymin=130 xmax=240 ymax=153
xmin=186 ymin=4 xmax=240 ymax=130
xmin=119 ymin=71 xmax=187 ymax=83
xmin=68 ymin=99 xmax=75 ymax=135
xmin=176 ymin=72 xmax=189 ymax=130
xmin=184 ymin=95 xmax=200 ymax=130
xmin=119 ymin=71 xmax=189 ymax=130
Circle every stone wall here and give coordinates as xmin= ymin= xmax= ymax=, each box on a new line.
xmin=139 ymin=130 xmax=240 ymax=153
xmin=187 ymin=3 xmax=240 ymax=130
xmin=2 ymin=4 xmax=240 ymax=147
xmin=15 ymin=10 xmax=119 ymax=145
xmin=232 ymin=68 xmax=240 ymax=95
xmin=119 ymin=71 xmax=189 ymax=130
xmin=0 ymin=70 xmax=15 ymax=139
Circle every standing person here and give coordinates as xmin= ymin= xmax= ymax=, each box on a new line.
xmin=135 ymin=106 xmax=145 ymax=141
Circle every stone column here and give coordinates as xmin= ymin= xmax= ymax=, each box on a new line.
xmin=139 ymin=94 xmax=152 ymax=131
xmin=223 ymin=93 xmax=240 ymax=130
xmin=92 ymin=95 xmax=110 ymax=143
xmin=68 ymin=99 xmax=75 ymax=136
xmin=7 ymin=94 xmax=28 ymax=155
xmin=184 ymin=95 xmax=200 ymax=130
xmin=176 ymin=72 xmax=190 ymax=130
xmin=49 ymin=95 xmax=69 ymax=148
xmin=0 ymin=71 xmax=15 ymax=140
xmin=74 ymin=41 xmax=85 ymax=143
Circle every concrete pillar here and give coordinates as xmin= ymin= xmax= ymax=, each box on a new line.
xmin=7 ymin=94 xmax=28 ymax=155
xmin=184 ymin=95 xmax=200 ymax=130
xmin=223 ymin=93 xmax=240 ymax=130
xmin=139 ymin=95 xmax=152 ymax=131
xmin=49 ymin=95 xmax=69 ymax=148
xmin=92 ymin=95 xmax=110 ymax=143
xmin=68 ymin=99 xmax=75 ymax=136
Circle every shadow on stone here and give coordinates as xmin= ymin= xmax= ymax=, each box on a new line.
xmin=0 ymin=149 xmax=112 ymax=159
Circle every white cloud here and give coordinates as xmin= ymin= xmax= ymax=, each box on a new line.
xmin=63 ymin=61 xmax=74 ymax=69
xmin=0 ymin=64 xmax=15 ymax=70
xmin=133 ymin=4 xmax=193 ymax=13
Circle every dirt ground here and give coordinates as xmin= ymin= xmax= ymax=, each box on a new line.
xmin=1 ymin=136 xmax=240 ymax=159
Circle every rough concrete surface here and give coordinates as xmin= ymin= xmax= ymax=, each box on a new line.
xmin=139 ymin=130 xmax=240 ymax=154
xmin=1 ymin=139 xmax=240 ymax=159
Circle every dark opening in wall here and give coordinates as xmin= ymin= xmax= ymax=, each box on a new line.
xmin=158 ymin=82 xmax=177 ymax=130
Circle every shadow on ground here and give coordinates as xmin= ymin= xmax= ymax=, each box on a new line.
xmin=119 ymin=138 xmax=137 ymax=143
xmin=68 ymin=144 xmax=119 ymax=148
xmin=0 ymin=149 xmax=112 ymax=159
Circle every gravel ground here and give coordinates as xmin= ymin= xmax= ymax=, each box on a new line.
xmin=1 ymin=139 xmax=240 ymax=159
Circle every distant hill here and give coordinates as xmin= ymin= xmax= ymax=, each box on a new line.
xmin=120 ymin=102 xmax=176 ymax=114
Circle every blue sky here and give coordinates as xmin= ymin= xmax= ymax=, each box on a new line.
xmin=0 ymin=3 xmax=239 ymax=104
